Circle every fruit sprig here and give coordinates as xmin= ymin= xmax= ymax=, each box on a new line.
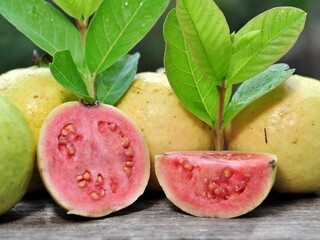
xmin=0 ymin=0 xmax=171 ymax=105
xmin=164 ymin=0 xmax=306 ymax=150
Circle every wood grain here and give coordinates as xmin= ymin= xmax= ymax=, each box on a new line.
xmin=0 ymin=192 xmax=319 ymax=239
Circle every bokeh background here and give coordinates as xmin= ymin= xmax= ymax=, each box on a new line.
xmin=1 ymin=0 xmax=320 ymax=79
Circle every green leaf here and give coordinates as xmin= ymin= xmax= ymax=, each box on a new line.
xmin=53 ymin=0 xmax=103 ymax=20
xmin=164 ymin=9 xmax=217 ymax=126
xmin=0 ymin=0 xmax=84 ymax=67
xmin=96 ymin=53 xmax=140 ymax=105
xmin=226 ymin=7 xmax=306 ymax=85
xmin=85 ymin=0 xmax=170 ymax=74
xmin=82 ymin=0 xmax=103 ymax=19
xmin=50 ymin=50 xmax=95 ymax=104
xmin=223 ymin=63 xmax=295 ymax=127
xmin=232 ymin=30 xmax=261 ymax=53
xmin=176 ymin=0 xmax=232 ymax=84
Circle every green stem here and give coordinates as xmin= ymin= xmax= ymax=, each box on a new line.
xmin=214 ymin=83 xmax=226 ymax=151
xmin=84 ymin=71 xmax=97 ymax=99
xmin=76 ymin=18 xmax=96 ymax=100
xmin=76 ymin=19 xmax=88 ymax=48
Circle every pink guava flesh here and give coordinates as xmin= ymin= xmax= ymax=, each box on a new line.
xmin=155 ymin=151 xmax=277 ymax=218
xmin=38 ymin=102 xmax=150 ymax=217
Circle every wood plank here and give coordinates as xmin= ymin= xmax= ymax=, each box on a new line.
xmin=0 ymin=192 xmax=319 ymax=239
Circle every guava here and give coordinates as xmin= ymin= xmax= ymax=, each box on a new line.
xmin=37 ymin=101 xmax=150 ymax=217
xmin=155 ymin=151 xmax=276 ymax=218
xmin=0 ymin=96 xmax=35 ymax=215
xmin=0 ymin=66 xmax=77 ymax=192
xmin=116 ymin=72 xmax=214 ymax=191
xmin=225 ymin=75 xmax=320 ymax=193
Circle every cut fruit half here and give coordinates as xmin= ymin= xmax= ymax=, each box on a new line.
xmin=38 ymin=102 xmax=150 ymax=217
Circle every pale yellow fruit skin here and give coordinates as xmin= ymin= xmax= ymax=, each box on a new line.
xmin=116 ymin=72 xmax=214 ymax=191
xmin=0 ymin=66 xmax=77 ymax=192
xmin=225 ymin=75 xmax=320 ymax=193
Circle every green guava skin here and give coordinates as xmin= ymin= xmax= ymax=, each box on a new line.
xmin=116 ymin=72 xmax=214 ymax=191
xmin=225 ymin=75 xmax=320 ymax=193
xmin=0 ymin=96 xmax=35 ymax=215
xmin=0 ymin=66 xmax=77 ymax=192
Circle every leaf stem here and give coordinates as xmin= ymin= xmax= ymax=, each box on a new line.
xmin=214 ymin=83 xmax=226 ymax=151
xmin=76 ymin=18 xmax=97 ymax=100
xmin=76 ymin=19 xmax=88 ymax=48
xmin=84 ymin=71 xmax=97 ymax=99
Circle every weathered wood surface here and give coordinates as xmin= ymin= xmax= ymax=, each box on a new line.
xmin=0 ymin=192 xmax=319 ymax=240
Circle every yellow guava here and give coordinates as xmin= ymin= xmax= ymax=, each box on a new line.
xmin=225 ymin=74 xmax=320 ymax=193
xmin=0 ymin=96 xmax=35 ymax=215
xmin=116 ymin=72 xmax=214 ymax=191
xmin=0 ymin=66 xmax=77 ymax=192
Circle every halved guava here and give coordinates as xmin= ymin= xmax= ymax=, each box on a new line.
xmin=155 ymin=151 xmax=277 ymax=218
xmin=38 ymin=101 xmax=150 ymax=217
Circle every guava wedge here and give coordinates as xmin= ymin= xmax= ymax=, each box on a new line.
xmin=155 ymin=151 xmax=277 ymax=218
xmin=38 ymin=101 xmax=150 ymax=217
xmin=0 ymin=96 xmax=35 ymax=215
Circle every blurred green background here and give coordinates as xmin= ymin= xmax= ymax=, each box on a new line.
xmin=0 ymin=0 xmax=320 ymax=78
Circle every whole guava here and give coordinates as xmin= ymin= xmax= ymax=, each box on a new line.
xmin=116 ymin=72 xmax=214 ymax=191
xmin=0 ymin=96 xmax=35 ymax=215
xmin=225 ymin=75 xmax=320 ymax=193
xmin=0 ymin=66 xmax=77 ymax=192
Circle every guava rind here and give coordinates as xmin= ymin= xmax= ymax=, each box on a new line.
xmin=0 ymin=96 xmax=35 ymax=215
xmin=155 ymin=151 xmax=277 ymax=218
xmin=0 ymin=66 xmax=77 ymax=192
xmin=116 ymin=72 xmax=214 ymax=191
xmin=225 ymin=75 xmax=320 ymax=193
xmin=38 ymin=102 xmax=150 ymax=217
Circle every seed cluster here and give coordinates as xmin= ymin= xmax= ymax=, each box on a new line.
xmin=200 ymin=168 xmax=251 ymax=201
xmin=60 ymin=120 xmax=136 ymax=202
xmin=75 ymin=170 xmax=106 ymax=201
xmin=177 ymin=159 xmax=252 ymax=201
xmin=58 ymin=123 xmax=83 ymax=156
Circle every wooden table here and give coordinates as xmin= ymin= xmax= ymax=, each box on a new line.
xmin=0 ymin=191 xmax=319 ymax=239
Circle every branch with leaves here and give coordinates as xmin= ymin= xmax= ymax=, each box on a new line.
xmin=0 ymin=0 xmax=170 ymax=105
xmin=164 ymin=0 xmax=306 ymax=150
